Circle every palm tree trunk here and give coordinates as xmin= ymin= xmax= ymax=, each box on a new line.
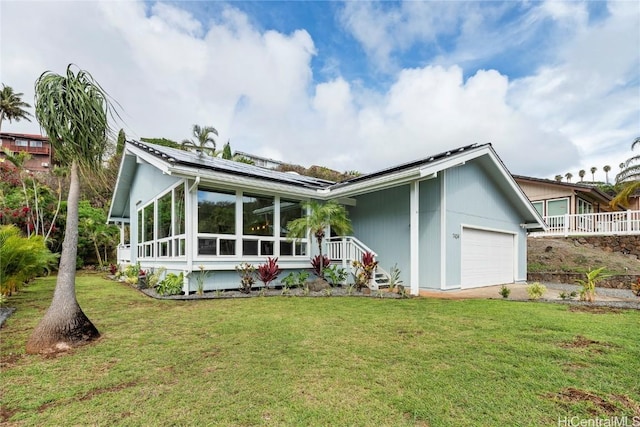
xmin=26 ymin=160 xmax=100 ymax=354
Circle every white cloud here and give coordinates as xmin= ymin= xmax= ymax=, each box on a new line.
xmin=0 ymin=0 xmax=637 ymax=182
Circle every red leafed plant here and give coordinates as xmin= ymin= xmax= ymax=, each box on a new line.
xmin=311 ymin=254 xmax=331 ymax=277
xmin=257 ymin=257 xmax=282 ymax=288
xmin=352 ymin=251 xmax=378 ymax=290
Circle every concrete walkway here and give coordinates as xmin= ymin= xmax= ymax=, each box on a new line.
xmin=419 ymin=282 xmax=638 ymax=304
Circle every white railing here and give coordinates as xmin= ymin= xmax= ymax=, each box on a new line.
xmin=531 ymin=210 xmax=640 ymax=237
xmin=326 ymin=236 xmax=377 ymax=266
xmin=117 ymin=244 xmax=131 ymax=264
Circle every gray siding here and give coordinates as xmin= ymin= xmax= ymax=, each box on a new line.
xmin=419 ymin=178 xmax=442 ymax=289
xmin=443 ymin=160 xmax=527 ymax=287
xmin=348 ymin=186 xmax=411 ymax=282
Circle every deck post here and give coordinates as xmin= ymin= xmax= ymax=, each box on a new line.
xmin=563 ymin=214 xmax=569 ymax=237
xmin=410 ymin=181 xmax=419 ymax=295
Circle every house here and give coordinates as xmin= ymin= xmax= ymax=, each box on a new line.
xmin=108 ymin=140 xmax=544 ymax=295
xmin=0 ymin=132 xmax=54 ymax=172
xmin=513 ymin=175 xmax=619 ymax=217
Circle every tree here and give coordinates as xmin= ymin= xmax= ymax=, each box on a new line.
xmin=578 ymin=169 xmax=585 ymax=182
xmin=612 ymin=137 xmax=640 ymax=208
xmin=0 ymin=84 xmax=33 ymax=131
xmin=181 ymin=124 xmax=218 ymax=157
xmin=565 ymin=172 xmax=573 ymax=182
xmin=603 ymin=165 xmax=611 ymax=184
xmin=590 ymin=167 xmax=597 ymax=182
xmin=26 ymin=65 xmax=118 ymax=354
xmin=116 ymin=128 xmax=126 ymax=156
xmin=140 ymin=137 xmax=183 ymax=150
xmin=286 ymin=200 xmax=353 ymax=274
xmin=554 ymin=175 xmax=562 ymax=182
xmin=221 ymin=141 xmax=233 ymax=160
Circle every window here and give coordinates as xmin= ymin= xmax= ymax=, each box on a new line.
xmin=174 ymin=185 xmax=185 ymax=236
xmin=198 ymin=190 xmax=235 ymax=234
xmin=547 ymin=199 xmax=568 ymax=216
xmin=532 ymin=201 xmax=543 ymax=217
xmin=30 ymin=140 xmax=43 ymax=148
xmin=279 ymin=199 xmax=306 ymax=256
xmin=243 ymin=194 xmax=274 ymax=236
xmin=577 ymin=198 xmax=593 ymax=214
xmin=14 ymin=139 xmax=28 ymax=147
xmin=157 ymin=192 xmax=172 ymax=239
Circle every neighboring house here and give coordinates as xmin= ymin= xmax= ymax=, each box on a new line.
xmin=513 ymin=175 xmax=619 ymax=217
xmin=513 ymin=175 xmax=634 ymax=236
xmin=108 ymin=141 xmax=544 ymax=295
xmin=233 ymin=150 xmax=286 ymax=169
xmin=0 ymin=132 xmax=54 ymax=172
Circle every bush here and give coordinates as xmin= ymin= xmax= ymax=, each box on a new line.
xmin=311 ymin=255 xmax=331 ymax=277
xmin=257 ymin=257 xmax=282 ymax=288
xmin=323 ymin=264 xmax=347 ymax=287
xmin=526 ymin=282 xmax=547 ymax=300
xmin=235 ymin=263 xmax=256 ymax=294
xmin=156 ymin=272 xmax=184 ymax=296
xmin=575 ymin=267 xmax=608 ymax=302
xmin=499 ymin=284 xmax=511 ymax=298
xmin=0 ymin=225 xmax=58 ymax=295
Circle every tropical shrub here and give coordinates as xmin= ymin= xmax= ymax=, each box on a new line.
xmin=632 ymin=279 xmax=640 ymax=297
xmin=156 ymin=272 xmax=184 ymax=296
xmin=576 ymin=267 xmax=608 ymax=302
xmin=323 ymin=264 xmax=347 ymax=287
xmin=194 ymin=265 xmax=209 ymax=296
xmin=311 ymin=255 xmax=331 ymax=277
xmin=499 ymin=284 xmax=511 ymax=299
xmin=257 ymin=257 xmax=282 ymax=289
xmin=387 ymin=264 xmax=402 ymax=291
xmin=352 ymin=251 xmax=378 ymax=290
xmin=236 ymin=262 xmax=256 ymax=294
xmin=0 ymin=225 xmax=58 ymax=295
xmin=526 ymin=282 xmax=547 ymax=300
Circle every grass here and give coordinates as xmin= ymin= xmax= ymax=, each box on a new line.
xmin=2 ymin=273 xmax=639 ymax=426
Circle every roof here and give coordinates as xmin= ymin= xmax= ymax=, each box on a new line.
xmin=108 ymin=140 xmax=545 ymax=231
xmin=0 ymin=132 xmax=49 ymax=142
xmin=513 ymin=174 xmax=618 ymax=207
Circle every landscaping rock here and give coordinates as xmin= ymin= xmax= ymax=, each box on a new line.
xmin=307 ymin=278 xmax=331 ymax=292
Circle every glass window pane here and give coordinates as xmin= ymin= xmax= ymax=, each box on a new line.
xmin=137 ymin=210 xmax=143 ymax=242
xmin=261 ymin=241 xmax=274 ymax=256
xmin=280 ymin=241 xmax=293 ymax=256
xmin=280 ymin=199 xmax=304 ymax=237
xmin=243 ymin=194 xmax=274 ymax=236
xmin=157 ymin=192 xmax=172 ymax=239
xmin=144 ymin=204 xmax=154 ymax=242
xmin=198 ymin=189 xmax=236 ymax=234
xmin=220 ymin=239 xmax=236 ymax=256
xmin=296 ymin=242 xmax=307 ymax=256
xmin=30 ymin=140 xmax=43 ymax=147
xmin=199 ymin=238 xmax=217 ymax=255
xmin=243 ymin=239 xmax=259 ymax=256
xmin=174 ymin=185 xmax=185 ymax=235
xmin=532 ymin=201 xmax=543 ymax=216
xmin=547 ymin=199 xmax=568 ymax=216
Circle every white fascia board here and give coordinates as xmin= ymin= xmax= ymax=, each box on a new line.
xmin=327 ymin=169 xmax=421 ymax=199
xmin=167 ymin=165 xmax=320 ymax=199
xmin=107 ymin=147 xmax=139 ymax=222
xmin=126 ymin=144 xmax=172 ymax=175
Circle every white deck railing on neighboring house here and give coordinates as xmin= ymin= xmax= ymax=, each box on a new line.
xmin=531 ymin=210 xmax=640 ymax=237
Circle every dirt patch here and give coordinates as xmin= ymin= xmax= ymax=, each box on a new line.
xmin=0 ymin=352 xmax=22 ymax=368
xmin=529 ymin=237 xmax=640 ymax=275
xmin=37 ymin=381 xmax=138 ymax=413
xmin=551 ymin=388 xmax=640 ymax=416
xmin=568 ymin=305 xmax=623 ymax=314
xmin=559 ymin=335 xmax=616 ymax=353
xmin=0 ymin=405 xmax=18 ymax=424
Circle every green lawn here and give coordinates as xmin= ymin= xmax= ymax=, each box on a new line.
xmin=1 ymin=274 xmax=639 ymax=426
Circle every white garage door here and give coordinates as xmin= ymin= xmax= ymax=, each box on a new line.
xmin=461 ymin=228 xmax=515 ymax=289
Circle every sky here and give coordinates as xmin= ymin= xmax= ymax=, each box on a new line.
xmin=1 ymin=0 xmax=638 ymax=181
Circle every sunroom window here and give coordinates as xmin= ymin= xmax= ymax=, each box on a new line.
xmin=137 ymin=183 xmax=186 ymax=259
xmin=198 ymin=189 xmax=236 ymax=256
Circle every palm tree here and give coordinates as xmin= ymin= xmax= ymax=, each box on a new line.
xmin=578 ymin=169 xmax=585 ymax=182
xmin=554 ymin=175 xmax=563 ymax=182
xmin=565 ymin=172 xmax=573 ymax=182
xmin=286 ymin=200 xmax=353 ymax=273
xmin=603 ymin=165 xmax=611 ymax=184
xmin=612 ymin=137 xmax=640 ymax=208
xmin=590 ymin=167 xmax=597 ymax=182
xmin=0 ymin=84 xmax=33 ymax=131
xmin=26 ymin=65 xmax=118 ymax=354
xmin=181 ymin=124 xmax=218 ymax=157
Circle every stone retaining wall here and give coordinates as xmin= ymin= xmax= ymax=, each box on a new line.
xmin=526 ymin=272 xmax=638 ymax=290
xmin=528 ymin=235 xmax=640 ymax=290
